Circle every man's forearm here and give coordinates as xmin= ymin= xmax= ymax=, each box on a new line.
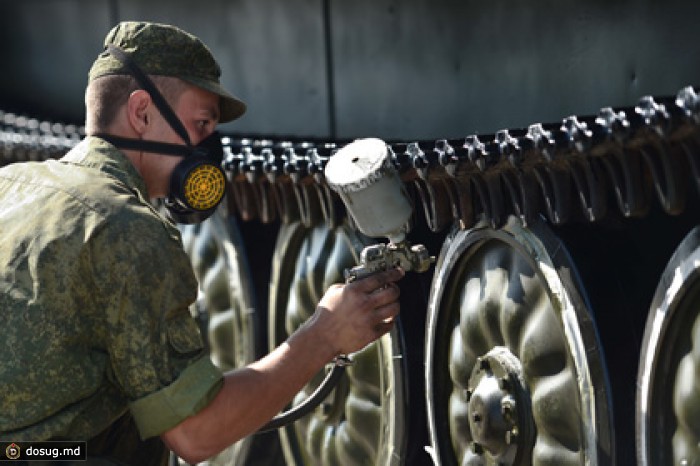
xmin=162 ymin=319 xmax=335 ymax=463
xmin=162 ymin=267 xmax=403 ymax=463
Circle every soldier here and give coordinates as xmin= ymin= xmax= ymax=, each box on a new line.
xmin=0 ymin=21 xmax=403 ymax=465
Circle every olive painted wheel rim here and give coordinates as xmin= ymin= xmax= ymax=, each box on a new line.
xmin=637 ymin=226 xmax=700 ymax=465
xmin=269 ymin=221 xmax=407 ymax=466
xmin=425 ymin=217 xmax=613 ymax=465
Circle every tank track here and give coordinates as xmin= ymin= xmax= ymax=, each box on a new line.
xmin=0 ymin=111 xmax=84 ymax=165
xmin=2 ymin=85 xmax=699 ymax=230
xmin=222 ymin=85 xmax=700 ymax=232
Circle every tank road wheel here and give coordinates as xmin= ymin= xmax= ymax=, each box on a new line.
xmin=637 ymin=226 xmax=700 ymax=465
xmin=269 ymin=221 xmax=408 ymax=466
xmin=179 ymin=210 xmax=281 ymax=465
xmin=425 ymin=217 xmax=613 ymax=465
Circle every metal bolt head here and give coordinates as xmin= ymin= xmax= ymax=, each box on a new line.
xmin=501 ymin=396 xmax=516 ymax=418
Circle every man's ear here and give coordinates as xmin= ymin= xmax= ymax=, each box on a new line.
xmin=126 ymin=89 xmax=152 ymax=135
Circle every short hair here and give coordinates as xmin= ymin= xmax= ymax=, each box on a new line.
xmin=85 ymin=74 xmax=189 ymax=134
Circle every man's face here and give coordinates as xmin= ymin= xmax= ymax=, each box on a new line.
xmin=148 ymin=84 xmax=220 ymax=146
xmin=140 ymin=85 xmax=221 ymax=198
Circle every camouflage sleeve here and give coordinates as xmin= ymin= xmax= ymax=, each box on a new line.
xmin=89 ymin=204 xmax=223 ymax=439
xmin=130 ymin=353 xmax=223 ymax=439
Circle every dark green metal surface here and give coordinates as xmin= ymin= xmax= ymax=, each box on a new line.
xmin=3 ymin=0 xmax=700 ymax=139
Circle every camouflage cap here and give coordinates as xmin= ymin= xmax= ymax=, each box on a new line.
xmin=89 ymin=21 xmax=246 ymax=123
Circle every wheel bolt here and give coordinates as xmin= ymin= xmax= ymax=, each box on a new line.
xmin=501 ymin=397 xmax=515 ymax=418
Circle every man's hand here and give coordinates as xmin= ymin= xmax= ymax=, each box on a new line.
xmin=306 ymin=267 xmax=405 ymax=358
xmin=162 ymin=267 xmax=403 ymax=463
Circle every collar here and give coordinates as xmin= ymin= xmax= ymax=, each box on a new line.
xmin=61 ymin=136 xmax=150 ymax=202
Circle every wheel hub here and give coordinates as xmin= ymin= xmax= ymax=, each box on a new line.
xmin=467 ymin=346 xmax=533 ymax=464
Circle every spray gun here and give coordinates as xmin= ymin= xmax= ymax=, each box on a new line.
xmin=325 ymin=137 xmax=433 ymax=281
xmin=259 ymin=138 xmax=433 ymax=432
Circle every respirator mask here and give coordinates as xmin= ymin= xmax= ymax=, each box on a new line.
xmin=97 ymin=45 xmax=227 ymax=224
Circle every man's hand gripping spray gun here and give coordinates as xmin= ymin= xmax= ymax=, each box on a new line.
xmin=259 ymin=138 xmax=433 ymax=431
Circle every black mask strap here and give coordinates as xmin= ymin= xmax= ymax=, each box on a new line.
xmin=94 ymin=134 xmax=192 ymax=157
xmin=106 ymin=44 xmax=193 ymax=147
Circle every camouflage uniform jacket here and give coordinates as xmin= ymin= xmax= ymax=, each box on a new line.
xmin=0 ymin=137 xmax=224 ymax=451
